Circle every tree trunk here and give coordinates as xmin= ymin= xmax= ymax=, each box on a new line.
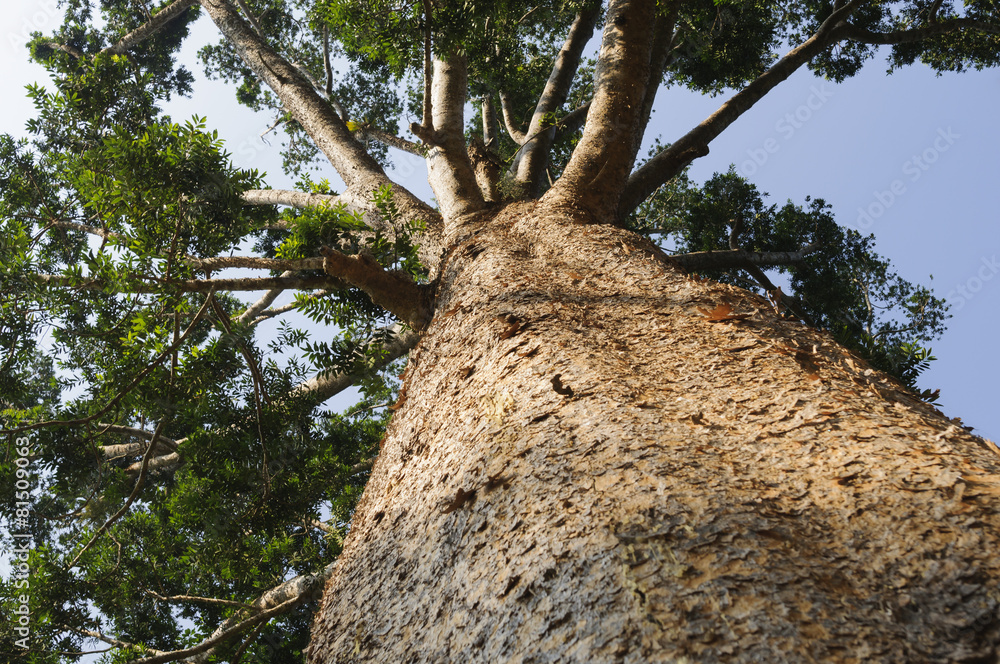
xmin=307 ymin=202 xmax=1000 ymax=663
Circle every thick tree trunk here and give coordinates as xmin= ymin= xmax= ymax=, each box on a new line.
xmin=307 ymin=202 xmax=1000 ymax=663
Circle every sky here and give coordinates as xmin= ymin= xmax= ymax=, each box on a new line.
xmin=2 ymin=1 xmax=998 ymax=446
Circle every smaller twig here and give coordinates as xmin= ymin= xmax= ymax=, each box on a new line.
xmin=144 ymin=589 xmax=257 ymax=610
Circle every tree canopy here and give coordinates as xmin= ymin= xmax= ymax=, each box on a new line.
xmin=2 ymin=0 xmax=998 ymax=661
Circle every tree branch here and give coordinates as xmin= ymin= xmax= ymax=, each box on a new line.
xmin=512 ymin=2 xmax=600 ymax=196
xmin=411 ymin=53 xmax=486 ymax=224
xmin=183 ymin=256 xmax=324 ymax=272
xmin=46 ymin=220 xmax=125 ymax=242
xmin=481 ymin=94 xmax=498 ymax=148
xmin=290 ymin=323 xmax=420 ymax=405
xmin=354 ymin=124 xmax=426 ymax=157
xmin=544 ymin=0 xmax=658 ymax=220
xmin=836 ymin=17 xmax=1000 ymax=44
xmin=177 ymin=565 xmax=336 ymax=664
xmin=619 ymin=0 xmax=865 ymax=218
xmin=107 ymin=0 xmax=200 ymax=55
xmin=635 ymin=4 xmax=682 ymax=144
xmin=68 ymin=416 xmax=172 ymax=570
xmin=125 ymin=452 xmax=179 ymax=475
xmin=125 ymin=596 xmax=303 ymax=664
xmin=144 ymin=589 xmax=256 ymax=610
xmin=36 ymin=273 xmax=345 ymax=293
xmin=61 ymin=626 xmax=169 ymax=657
xmin=420 ymin=0 xmax=434 ymax=131
xmin=241 ymin=188 xmax=342 ymax=209
xmin=233 ymin=0 xmax=264 ymax=36
xmin=124 ymin=323 xmax=418 ymax=478
xmin=319 ymin=246 xmax=433 ymax=330
xmin=98 ymin=423 xmax=180 ymax=459
xmin=236 ymin=271 xmax=293 ymax=325
xmin=199 ymin=0 xmax=442 ymax=258
xmin=670 ymin=246 xmax=819 ymax=271
xmin=499 ymin=90 xmax=527 ymax=145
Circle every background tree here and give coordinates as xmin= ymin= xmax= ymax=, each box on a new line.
xmin=1 ymin=0 xmax=999 ymax=662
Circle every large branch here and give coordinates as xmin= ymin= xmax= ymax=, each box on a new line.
xmin=183 ymin=256 xmax=324 ymax=272
xmin=319 ymin=247 xmax=433 ymax=330
xmin=543 ymin=0 xmax=658 ymax=220
xmin=198 ymin=0 xmax=443 ymax=260
xmin=181 ymin=562 xmax=337 ymax=664
xmin=99 ymin=423 xmax=180 ymax=459
xmin=512 ymin=2 xmax=600 ymax=196
xmin=37 ymin=273 xmax=345 ymax=293
xmin=241 ymin=189 xmax=342 ymax=209
xmin=354 ymin=125 xmax=426 ymax=158
xmin=411 ymin=54 xmax=486 ymax=224
xmin=619 ymin=1 xmax=865 ymax=218
xmin=635 ymin=4 xmax=681 ymax=145
xmin=290 ymin=323 xmax=420 ymax=404
xmin=236 ymin=271 xmax=293 ymax=325
xmin=107 ymin=0 xmax=200 ymax=55
xmin=499 ymin=91 xmax=527 ymax=145
xmin=670 ymin=246 xmax=819 ymax=272
xmin=837 ymin=17 xmax=1000 ymax=43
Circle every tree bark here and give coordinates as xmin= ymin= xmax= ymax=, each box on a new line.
xmin=307 ymin=201 xmax=1000 ymax=663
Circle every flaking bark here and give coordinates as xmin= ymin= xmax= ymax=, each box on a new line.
xmin=319 ymin=246 xmax=434 ymax=330
xmin=307 ymin=201 xmax=1000 ymax=663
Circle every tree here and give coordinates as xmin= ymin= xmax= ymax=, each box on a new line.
xmin=2 ymin=0 xmax=1000 ymax=662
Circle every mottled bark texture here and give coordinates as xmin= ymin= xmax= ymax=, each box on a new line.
xmin=307 ymin=202 xmax=1000 ymax=663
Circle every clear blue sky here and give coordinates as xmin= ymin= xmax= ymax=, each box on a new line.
xmin=2 ymin=1 xmax=997 ymax=444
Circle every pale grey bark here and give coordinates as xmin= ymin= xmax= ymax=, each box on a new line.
xmin=290 ymin=324 xmax=419 ymax=404
xmin=412 ymin=54 xmax=487 ymax=225
xmin=481 ymin=95 xmax=498 ymax=148
xmin=125 ymin=452 xmax=179 ymax=475
xmin=199 ymin=0 xmax=443 ymax=263
xmin=36 ymin=273 xmax=344 ymax=293
xmin=543 ymin=0 xmax=657 ymax=220
xmin=634 ymin=5 xmax=681 ymax=145
xmin=512 ymin=3 xmax=600 ymax=196
xmin=236 ymin=271 xmax=293 ymax=325
xmin=100 ymin=423 xmax=180 ymax=460
xmin=498 ymin=90 xmax=527 ymax=145
xmin=242 ymin=188 xmax=342 ymax=209
xmin=184 ymin=257 xmax=324 ymax=272
xmin=355 ymin=125 xmax=425 ymax=157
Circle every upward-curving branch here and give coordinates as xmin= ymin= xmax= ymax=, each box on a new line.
xmin=199 ymin=0 xmax=443 ymax=260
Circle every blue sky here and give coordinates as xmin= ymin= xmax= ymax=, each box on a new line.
xmin=2 ymin=1 xmax=998 ymax=446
